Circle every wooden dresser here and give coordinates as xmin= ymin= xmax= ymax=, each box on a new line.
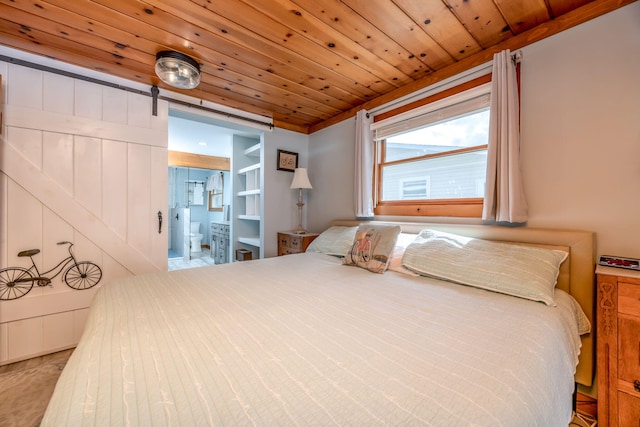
xmin=277 ymin=231 xmax=318 ymax=256
xmin=597 ymin=265 xmax=640 ymax=426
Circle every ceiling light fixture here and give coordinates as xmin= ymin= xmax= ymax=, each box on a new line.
xmin=154 ymin=50 xmax=201 ymax=89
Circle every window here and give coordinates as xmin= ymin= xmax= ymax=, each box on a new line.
xmin=373 ymin=81 xmax=491 ymax=217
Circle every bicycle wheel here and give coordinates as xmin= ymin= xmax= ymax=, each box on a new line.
xmin=64 ymin=262 xmax=102 ymax=290
xmin=0 ymin=267 xmax=34 ymax=300
xmin=350 ymin=241 xmax=361 ymax=264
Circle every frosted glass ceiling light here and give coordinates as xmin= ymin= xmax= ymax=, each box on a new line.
xmin=155 ymin=51 xmax=201 ymax=89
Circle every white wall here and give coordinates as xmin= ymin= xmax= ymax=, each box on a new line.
xmin=307 ymin=120 xmax=356 ymax=233
xmin=309 ymin=2 xmax=640 ymax=260
xmin=519 ymin=2 xmax=640 ymax=258
xmin=263 ymin=128 xmax=310 ymax=257
xmin=168 ymin=115 xmax=233 ymax=157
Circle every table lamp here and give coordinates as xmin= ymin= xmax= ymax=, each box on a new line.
xmin=290 ymin=168 xmax=312 ymax=234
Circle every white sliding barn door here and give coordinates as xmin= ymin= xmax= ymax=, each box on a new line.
xmin=0 ymin=62 xmax=168 ymax=364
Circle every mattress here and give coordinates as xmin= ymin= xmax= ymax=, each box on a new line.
xmin=42 ymin=252 xmax=585 ymax=426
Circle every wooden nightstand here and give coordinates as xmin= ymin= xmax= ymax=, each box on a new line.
xmin=277 ymin=231 xmax=319 ymax=256
xmin=597 ymin=265 xmax=640 ymax=427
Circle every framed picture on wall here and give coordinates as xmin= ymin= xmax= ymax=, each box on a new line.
xmin=277 ymin=149 xmax=298 ymax=172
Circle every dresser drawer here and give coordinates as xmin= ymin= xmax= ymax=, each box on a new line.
xmin=278 ymin=234 xmax=302 ymax=251
xmin=618 ymin=318 xmax=640 ymax=384
xmin=618 ymin=391 xmax=640 ymax=427
xmin=277 ymin=232 xmax=319 ymax=256
xmin=619 ymin=282 xmax=640 ymax=316
xmin=278 ymin=233 xmax=290 ymax=249
xmin=277 ymin=234 xmax=292 ymax=256
xmin=597 ymin=268 xmax=640 ymax=427
xmin=288 ymin=235 xmax=302 ymax=250
xmin=211 ymin=223 xmax=230 ymax=235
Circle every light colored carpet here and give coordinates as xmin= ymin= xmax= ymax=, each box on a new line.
xmin=0 ymin=349 xmax=73 ymax=427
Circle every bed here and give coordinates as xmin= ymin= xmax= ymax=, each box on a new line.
xmin=42 ymin=221 xmax=595 ymax=426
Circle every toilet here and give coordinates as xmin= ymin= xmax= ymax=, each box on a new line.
xmin=189 ymin=222 xmax=203 ymax=253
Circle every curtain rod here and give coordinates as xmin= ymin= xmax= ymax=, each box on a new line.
xmin=367 ymin=49 xmax=522 ymax=118
xmin=0 ymin=54 xmax=274 ymax=130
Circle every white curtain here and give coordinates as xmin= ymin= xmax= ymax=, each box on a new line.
xmin=355 ymin=109 xmax=374 ymax=218
xmin=482 ymin=50 xmax=528 ymax=223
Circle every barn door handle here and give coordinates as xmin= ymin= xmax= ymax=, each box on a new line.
xmin=157 ymin=211 xmax=163 ymax=234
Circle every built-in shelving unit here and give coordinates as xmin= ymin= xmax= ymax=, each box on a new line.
xmin=232 ymin=136 xmax=263 ymax=260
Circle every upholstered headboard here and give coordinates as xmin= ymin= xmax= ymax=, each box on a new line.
xmin=331 ymin=220 xmax=596 ymax=387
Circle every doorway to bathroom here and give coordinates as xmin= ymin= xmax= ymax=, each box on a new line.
xmin=168 ymin=166 xmax=215 ymax=264
xmin=167 ymin=106 xmax=264 ymax=271
xmin=168 ymin=165 xmax=230 ymax=270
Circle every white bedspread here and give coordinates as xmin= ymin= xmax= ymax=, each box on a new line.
xmin=43 ymin=252 xmax=583 ymax=426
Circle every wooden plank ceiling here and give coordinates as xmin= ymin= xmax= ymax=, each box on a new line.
xmin=0 ymin=0 xmax=634 ymax=133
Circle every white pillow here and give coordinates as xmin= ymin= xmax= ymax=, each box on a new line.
xmin=306 ymin=226 xmax=358 ymax=257
xmin=388 ymin=233 xmax=419 ymax=276
xmin=402 ymin=229 xmax=568 ymax=306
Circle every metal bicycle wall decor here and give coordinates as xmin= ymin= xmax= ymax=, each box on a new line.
xmin=0 ymin=241 xmax=102 ymax=300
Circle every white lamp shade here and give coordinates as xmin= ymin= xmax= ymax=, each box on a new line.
xmin=290 ymin=168 xmax=312 ymax=189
